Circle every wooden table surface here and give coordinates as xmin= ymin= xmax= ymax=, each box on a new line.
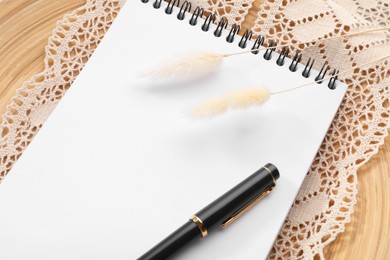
xmin=0 ymin=1 xmax=389 ymax=259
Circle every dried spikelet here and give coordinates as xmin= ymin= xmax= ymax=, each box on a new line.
xmin=147 ymin=53 xmax=224 ymax=79
xmin=190 ymin=98 xmax=229 ymax=118
xmin=229 ymin=88 xmax=270 ymax=109
xmin=191 ymin=87 xmax=271 ymax=118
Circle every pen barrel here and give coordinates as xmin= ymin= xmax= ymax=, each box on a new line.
xmin=138 ymin=163 xmax=279 ymax=259
xmin=195 ymin=163 xmax=279 ymax=229
xmin=137 ymin=220 xmax=201 ymax=260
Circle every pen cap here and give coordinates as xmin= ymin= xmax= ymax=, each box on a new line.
xmin=264 ymin=162 xmax=279 ymax=180
xmin=195 ymin=163 xmax=279 ymax=229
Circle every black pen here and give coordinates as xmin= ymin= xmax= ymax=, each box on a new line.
xmin=138 ymin=163 xmax=280 ymax=260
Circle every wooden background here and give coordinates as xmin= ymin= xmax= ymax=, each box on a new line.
xmin=0 ymin=0 xmax=388 ymax=259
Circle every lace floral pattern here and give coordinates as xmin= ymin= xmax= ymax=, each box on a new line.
xmin=0 ymin=0 xmax=388 ymax=259
xmin=248 ymin=0 xmax=389 ymax=258
xmin=191 ymin=0 xmax=254 ymax=24
xmin=0 ymin=0 xmax=125 ymax=178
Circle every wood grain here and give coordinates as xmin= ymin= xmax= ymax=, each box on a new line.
xmin=323 ymin=136 xmax=390 ymax=260
xmin=0 ymin=0 xmax=85 ymax=117
xmin=0 ymin=0 xmax=388 ymax=259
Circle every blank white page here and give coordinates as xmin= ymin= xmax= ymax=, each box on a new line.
xmin=0 ymin=1 xmax=347 ymax=259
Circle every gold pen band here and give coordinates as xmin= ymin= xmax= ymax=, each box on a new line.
xmin=262 ymin=166 xmax=276 ymax=184
xmin=190 ymin=215 xmax=208 ymax=238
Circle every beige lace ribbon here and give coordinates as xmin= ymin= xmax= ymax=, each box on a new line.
xmin=0 ymin=0 xmax=389 ymax=259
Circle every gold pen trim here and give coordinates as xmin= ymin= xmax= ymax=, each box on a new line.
xmin=262 ymin=166 xmax=276 ymax=184
xmin=221 ymin=184 xmax=275 ymax=228
xmin=191 ymin=215 xmax=208 ymax=238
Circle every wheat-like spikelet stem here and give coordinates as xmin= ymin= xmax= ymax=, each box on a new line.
xmin=190 ymin=87 xmax=270 ymax=118
xmin=146 ymin=53 xmax=225 ymax=79
xmin=190 ymin=55 xmax=389 ymax=119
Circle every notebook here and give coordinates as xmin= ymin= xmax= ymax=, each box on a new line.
xmin=0 ymin=1 xmax=347 ymax=259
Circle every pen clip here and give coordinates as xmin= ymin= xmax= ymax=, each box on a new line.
xmin=221 ymin=184 xmax=275 ymax=228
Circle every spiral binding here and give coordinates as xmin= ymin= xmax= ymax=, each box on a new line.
xmin=141 ymin=0 xmax=338 ymax=89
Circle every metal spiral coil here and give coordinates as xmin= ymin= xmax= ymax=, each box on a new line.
xmin=289 ymin=53 xmax=302 ymax=72
xmin=141 ymin=0 xmax=339 ymax=89
xmin=214 ymin=18 xmax=228 ymax=37
xmin=202 ymin=13 xmax=216 ymax=32
xmin=177 ymin=1 xmax=191 ymax=20
xmin=226 ymin=24 xmax=241 ymax=43
xmin=276 ymin=47 xmax=289 ymax=66
xmin=189 ymin=6 xmax=204 ymax=26
xmin=263 ymin=41 xmax=277 ymax=60
xmin=165 ymin=0 xmax=179 ymax=14
xmin=251 ymin=35 xmax=265 ymax=55
xmin=239 ymin=30 xmax=253 ymax=49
